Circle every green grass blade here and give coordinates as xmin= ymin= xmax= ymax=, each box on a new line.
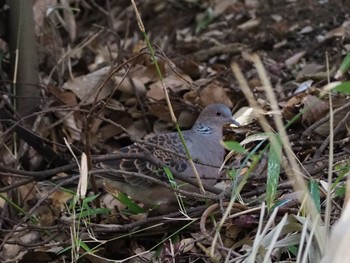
xmin=116 ymin=192 xmax=145 ymax=214
xmin=266 ymin=135 xmax=282 ymax=211
xmin=223 ymin=141 xmax=247 ymax=153
xmin=334 ymin=81 xmax=350 ymax=94
xmin=309 ymin=180 xmax=321 ymax=213
xmin=335 ymin=52 xmax=350 ymax=79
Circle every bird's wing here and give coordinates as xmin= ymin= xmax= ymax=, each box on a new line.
xmin=100 ymin=132 xmax=193 ymax=187
xmin=146 ymin=132 xmax=191 ymax=172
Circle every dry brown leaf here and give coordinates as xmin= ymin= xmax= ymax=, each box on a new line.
xmin=179 ymin=238 xmax=195 ymax=253
xmin=282 ymin=93 xmax=304 ymax=123
xmin=237 ymin=18 xmax=261 ymax=31
xmin=298 ymin=25 xmax=313 ymax=34
xmin=146 ymin=84 xmax=165 ymax=101
xmin=314 ymin=96 xmax=350 ymax=137
xmin=283 ymin=93 xmax=349 ymax=137
xmin=321 ymin=20 xmax=350 ymax=42
xmin=302 ymin=95 xmax=329 ymax=126
xmin=224 ymin=223 xmax=242 ymax=241
xmin=197 ymin=81 xmax=233 ymax=107
xmin=284 ymin=51 xmax=306 ymax=66
xmin=147 ymin=73 xmax=192 ymax=101
xmin=98 ymin=115 xmax=133 ymax=142
xmin=62 ymin=66 xmax=114 ymax=104
xmin=113 ymin=75 xmax=146 ymax=95
xmin=296 ymin=63 xmax=325 ymax=81
xmin=127 ymin=119 xmax=148 ymax=139
xmin=48 ymin=84 xmax=78 ymax=106
xmin=148 ymin=103 xmax=183 ymax=122
xmin=55 ymin=110 xmax=81 ymax=141
xmin=213 ymin=0 xmax=234 ymax=16
xmin=183 ymin=90 xmax=198 ymax=105
xmin=172 ymin=57 xmax=200 ymax=79
xmin=234 ymin=106 xmax=255 ymax=126
xmin=0 ymin=228 xmax=40 ymax=261
xmin=131 ymin=64 xmax=158 ymax=84
xmin=49 ymin=190 xmax=74 ymax=211
xmin=105 ymin=99 xmax=125 ymax=111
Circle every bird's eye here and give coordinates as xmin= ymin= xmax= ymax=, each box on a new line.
xmin=215 ymin=111 xmax=221 ymax=116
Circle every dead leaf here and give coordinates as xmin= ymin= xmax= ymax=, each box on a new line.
xmin=62 ymin=66 xmax=114 ymax=104
xmin=172 ymin=57 xmax=200 ymax=79
xmin=148 ymin=103 xmax=189 ymax=122
xmin=49 ymin=190 xmax=74 ymax=211
xmin=197 ymin=81 xmax=233 ymax=107
xmin=234 ymin=107 xmax=255 ymax=126
xmin=0 ymin=228 xmax=40 ymax=261
xmin=113 ymin=75 xmax=146 ymax=95
xmin=48 ymin=84 xmax=78 ymax=106
xmin=314 ymin=96 xmax=350 ymax=137
xmin=302 ymin=95 xmax=329 ymax=126
xmin=296 ymin=63 xmax=325 ymax=81
xmin=284 ymin=51 xmax=306 ymax=67
xmin=282 ymin=93 xmax=304 ymax=123
xmin=321 ymin=20 xmax=350 ymax=42
xmin=179 ymin=238 xmax=195 ymax=253
xmin=237 ymin=18 xmax=261 ymax=31
xmin=147 ymin=73 xmax=192 ymax=101
xmin=146 ymin=84 xmax=165 ymax=101
xmin=294 ymin=80 xmax=313 ymax=94
xmin=127 ymin=119 xmax=148 ymax=139
xmin=105 ymin=99 xmax=125 ymax=111
xmin=55 ymin=110 xmax=82 ymax=141
xmin=224 ymin=222 xmax=242 ymax=241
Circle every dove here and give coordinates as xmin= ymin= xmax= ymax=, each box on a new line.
xmin=98 ymin=104 xmax=239 ymax=206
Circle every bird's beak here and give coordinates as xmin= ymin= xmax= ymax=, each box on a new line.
xmin=229 ymin=117 xmax=240 ymax=127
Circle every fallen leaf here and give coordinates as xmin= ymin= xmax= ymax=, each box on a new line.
xmin=197 ymin=81 xmax=233 ymax=107
xmin=302 ymin=95 xmax=329 ymax=126
xmin=62 ymin=66 xmax=113 ymax=104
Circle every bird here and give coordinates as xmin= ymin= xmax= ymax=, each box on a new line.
xmin=98 ymin=104 xmax=239 ymax=206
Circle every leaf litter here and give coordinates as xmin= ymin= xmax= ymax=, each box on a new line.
xmin=0 ymin=0 xmax=349 ymax=262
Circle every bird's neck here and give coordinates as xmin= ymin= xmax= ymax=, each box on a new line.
xmin=193 ymin=122 xmax=221 ymax=135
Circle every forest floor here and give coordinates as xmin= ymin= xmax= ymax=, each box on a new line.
xmin=0 ymin=0 xmax=350 ymax=262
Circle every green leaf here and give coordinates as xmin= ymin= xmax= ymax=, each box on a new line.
xmin=77 ymin=239 xmax=92 ymax=253
xmin=223 ymin=141 xmax=247 ymax=153
xmin=164 ymin=166 xmax=186 ymax=213
xmin=288 ymin=245 xmax=298 ymax=257
xmin=309 ymin=180 xmax=321 ymax=213
xmin=266 ymin=135 xmax=282 ymax=211
xmin=336 ymin=52 xmax=350 ymax=79
xmin=117 ymin=192 xmax=144 ymax=214
xmin=164 ymin=166 xmax=177 ymax=188
xmin=195 ymin=7 xmax=215 ymax=34
xmin=227 ymin=169 xmax=237 ymax=179
xmin=81 ymin=194 xmax=99 ymax=208
xmin=77 ymin=207 xmax=111 ymax=218
xmin=333 ymin=81 xmax=350 ymax=94
xmin=334 ymin=184 xmax=346 ymax=198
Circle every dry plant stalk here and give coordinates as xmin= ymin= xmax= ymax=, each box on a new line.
xmin=130 ymin=0 xmax=205 ymax=194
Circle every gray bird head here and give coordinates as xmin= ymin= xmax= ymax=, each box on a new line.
xmin=195 ymin=104 xmax=240 ymax=127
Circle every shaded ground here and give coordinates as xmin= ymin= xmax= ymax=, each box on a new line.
xmin=0 ymin=0 xmax=349 ymax=262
